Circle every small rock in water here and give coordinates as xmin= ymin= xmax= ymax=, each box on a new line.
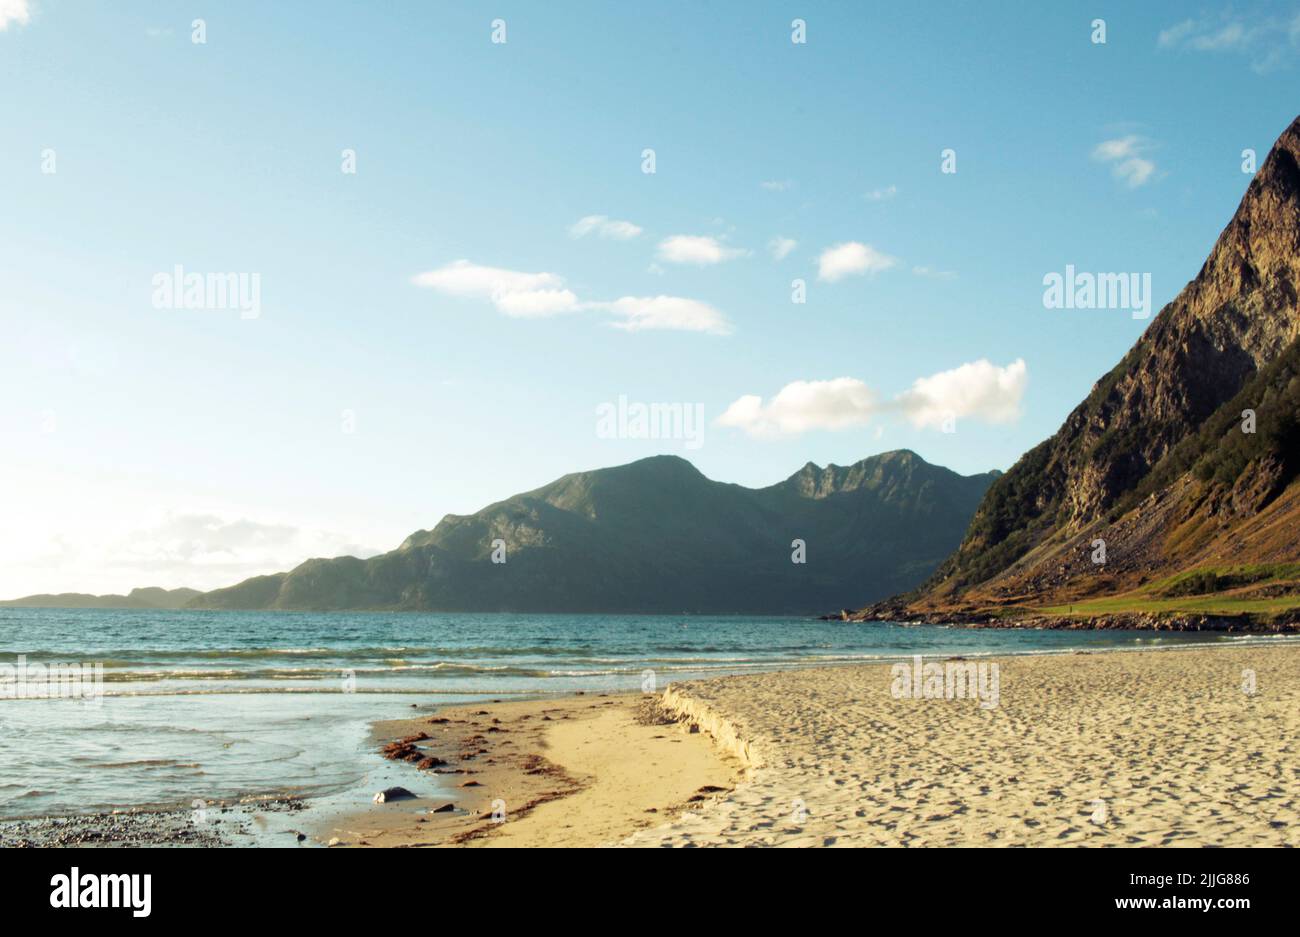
xmin=432 ymin=803 xmax=456 ymax=813
xmin=373 ymin=786 xmax=416 ymax=804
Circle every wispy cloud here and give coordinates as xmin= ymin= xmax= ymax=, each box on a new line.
xmin=413 ymin=260 xmax=731 ymax=334
xmin=411 ymin=260 xmax=578 ymax=317
xmin=109 ymin=513 xmax=381 ymax=589
xmin=0 ymin=0 xmax=31 ymax=30
xmin=865 ymin=185 xmax=898 ymax=202
xmin=1092 ymin=135 xmax=1158 ymax=188
xmin=768 ymin=237 xmax=798 ymax=261
xmin=657 ymin=235 xmax=747 ymax=265
xmin=912 ymin=265 xmax=957 ymax=281
xmin=717 ymin=359 xmax=1027 ymax=438
xmin=568 ymin=214 xmax=643 ymax=240
xmin=1157 ymin=12 xmax=1300 ymax=72
xmin=760 ymin=180 xmax=793 ymax=192
xmin=816 ymin=242 xmax=897 ymax=282
xmin=594 ymin=296 xmax=732 ymax=335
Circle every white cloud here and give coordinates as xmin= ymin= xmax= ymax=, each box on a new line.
xmin=598 ymin=296 xmax=732 ymax=335
xmin=107 ymin=514 xmax=380 ymax=592
xmin=717 ymin=378 xmax=878 ymax=438
xmin=1191 ymin=22 xmax=1248 ymax=51
xmin=1092 ymin=136 xmax=1157 ymax=189
xmin=897 ymin=358 xmax=1028 ymax=429
xmin=760 ymin=180 xmax=792 ymax=191
xmin=1092 ymin=136 xmax=1141 ymax=161
xmin=657 ymin=235 xmax=746 ymax=266
xmin=117 ymin=514 xmax=367 ymax=562
xmin=1157 ymin=13 xmax=1299 ymax=71
xmin=412 ymin=260 xmax=560 ymax=299
xmin=1157 ymin=19 xmax=1193 ymax=47
xmin=492 ymin=288 xmax=580 ymax=317
xmin=411 ymin=260 xmax=579 ymax=317
xmin=0 ymin=460 xmax=388 ymax=597
xmin=717 ymin=359 xmax=1027 ymax=438
xmin=1115 ymin=159 xmax=1156 ymax=188
xmin=414 ymin=260 xmax=731 ymax=334
xmin=0 ymin=0 xmax=30 ymax=30
xmin=816 ymin=242 xmax=897 ymax=282
xmin=865 ymin=185 xmax=898 ymax=201
xmin=768 ymin=237 xmax=798 ymax=261
xmin=568 ymin=214 xmax=643 ymax=240
xmin=1160 ymin=18 xmax=1249 ymax=51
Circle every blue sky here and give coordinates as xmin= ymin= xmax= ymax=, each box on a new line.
xmin=2 ymin=0 xmax=1299 ymax=595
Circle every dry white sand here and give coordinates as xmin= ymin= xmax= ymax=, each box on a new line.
xmin=623 ymin=643 xmax=1300 ymax=847
xmin=336 ymin=642 xmax=1300 ymax=847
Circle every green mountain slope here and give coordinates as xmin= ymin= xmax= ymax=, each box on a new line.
xmin=192 ymin=450 xmax=997 ymax=614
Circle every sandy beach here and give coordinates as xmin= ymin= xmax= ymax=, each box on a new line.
xmin=324 ymin=642 xmax=1300 ymax=847
xmin=315 ymin=693 xmax=744 ymax=847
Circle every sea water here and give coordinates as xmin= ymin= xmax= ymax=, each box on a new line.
xmin=0 ymin=607 xmax=1289 ymax=819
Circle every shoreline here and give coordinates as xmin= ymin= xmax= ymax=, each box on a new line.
xmin=7 ymin=638 xmax=1299 ymax=846
xmin=323 ymin=639 xmax=1300 ymax=848
xmin=834 ymin=607 xmax=1300 ymax=632
xmin=310 ymin=691 xmax=745 ymax=847
xmin=0 ymin=795 xmax=307 ymax=848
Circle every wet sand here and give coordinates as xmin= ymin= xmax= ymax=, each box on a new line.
xmin=314 ymin=693 xmax=743 ymax=847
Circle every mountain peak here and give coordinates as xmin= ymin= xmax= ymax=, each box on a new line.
xmin=623 ymin=453 xmax=701 ymax=472
xmin=193 ymin=450 xmax=995 ymax=613
xmin=865 ymin=448 xmax=923 ymax=466
xmin=1184 ymin=114 xmax=1300 ymax=336
xmin=783 ymin=450 xmax=950 ymax=500
xmin=796 ymin=449 xmax=923 ymax=475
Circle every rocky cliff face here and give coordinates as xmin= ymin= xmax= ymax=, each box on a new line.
xmin=891 ymin=115 xmax=1300 ymax=609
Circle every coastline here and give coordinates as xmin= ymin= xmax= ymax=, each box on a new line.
xmin=311 ymin=692 xmax=745 ymax=847
xmin=834 ymin=607 xmax=1300 ymax=632
xmin=7 ymin=637 xmax=1298 ymax=847
xmin=338 ymin=640 xmax=1300 ymax=848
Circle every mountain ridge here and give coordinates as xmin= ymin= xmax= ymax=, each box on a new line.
xmin=0 ymin=587 xmax=202 ymax=610
xmin=192 ymin=450 xmax=997 ymax=614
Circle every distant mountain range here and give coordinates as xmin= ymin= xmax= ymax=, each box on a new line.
xmin=187 ymin=450 xmax=997 ymax=614
xmin=856 ymin=114 xmax=1300 ymax=630
xmin=0 ymin=587 xmax=202 ymax=610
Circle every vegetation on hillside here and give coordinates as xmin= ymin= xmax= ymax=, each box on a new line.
xmin=191 ymin=451 xmax=998 ymax=614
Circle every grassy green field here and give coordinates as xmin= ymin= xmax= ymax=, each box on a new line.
xmin=1032 ymin=563 xmax=1300 ymax=619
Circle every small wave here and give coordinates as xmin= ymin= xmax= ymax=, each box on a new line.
xmin=83 ymin=759 xmax=190 ymax=770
